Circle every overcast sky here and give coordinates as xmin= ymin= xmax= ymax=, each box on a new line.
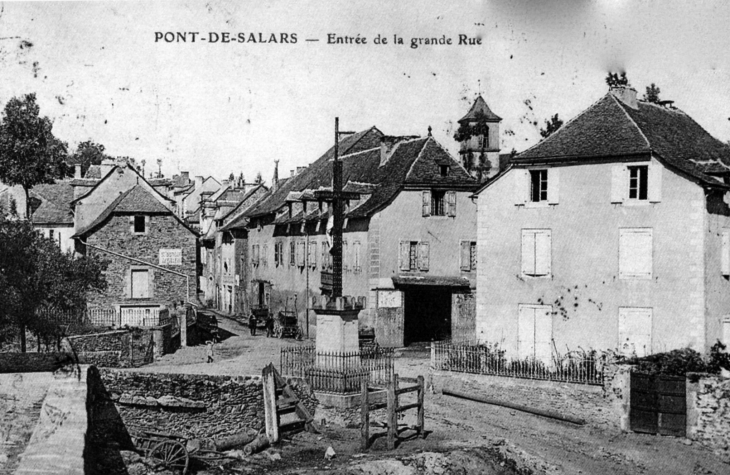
xmin=1 ymin=0 xmax=729 ymax=182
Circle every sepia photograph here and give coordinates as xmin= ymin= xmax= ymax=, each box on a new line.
xmin=1 ymin=1 xmax=730 ymax=473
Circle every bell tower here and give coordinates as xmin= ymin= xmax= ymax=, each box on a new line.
xmin=455 ymin=96 xmax=502 ymax=181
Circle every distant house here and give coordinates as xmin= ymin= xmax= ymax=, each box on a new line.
xmin=241 ymin=117 xmax=482 ymax=346
xmin=72 ymin=161 xmax=198 ymax=322
xmin=474 ymin=85 xmax=730 ymax=361
xmin=29 ymin=181 xmax=75 ymax=253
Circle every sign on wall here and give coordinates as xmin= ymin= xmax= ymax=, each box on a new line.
xmin=378 ymin=290 xmax=402 ymax=308
xmin=159 ymin=249 xmax=182 ymax=265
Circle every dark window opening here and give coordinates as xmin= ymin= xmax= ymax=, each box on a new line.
xmin=134 ymin=216 xmax=146 ymax=233
xmin=440 ymin=165 xmax=449 ymax=176
xmin=530 ymin=170 xmax=548 ymax=202
xmin=628 ymin=165 xmax=648 ymax=200
xmin=431 ymin=191 xmax=446 ymax=216
xmin=408 ymin=242 xmax=418 ymax=270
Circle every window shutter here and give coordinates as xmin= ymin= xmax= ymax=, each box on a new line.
xmin=517 ymin=305 xmax=535 ymax=359
xmin=460 ymin=241 xmax=471 ymax=271
xmin=343 ymin=240 xmax=349 ymax=271
xmin=418 ymin=241 xmax=430 ymax=271
xmin=618 ymin=307 xmax=652 ymax=357
xmin=297 ymin=241 xmax=305 ymax=267
xmin=262 ymin=245 xmax=268 ymax=267
xmin=547 ymin=169 xmax=560 ymax=205
xmin=514 ymin=169 xmax=528 ymax=205
xmin=124 ymin=269 xmax=131 ymax=298
xmin=447 ymin=191 xmax=457 ymax=217
xmin=422 ymin=190 xmax=431 ymax=217
xmin=521 ymin=230 xmax=536 ymax=275
xmin=147 ymin=268 xmax=155 ymax=299
xmin=722 ymin=231 xmax=730 ymax=276
xmin=129 ymin=216 xmax=134 ymax=234
xmin=534 ymin=307 xmax=553 ymax=363
xmin=611 ymin=165 xmax=626 ymax=203
xmin=274 ymin=242 xmax=280 ymax=266
xmin=353 ymin=241 xmax=361 ymax=271
xmin=399 ymin=241 xmax=410 ymax=271
xmin=648 ymin=164 xmax=662 ymax=203
xmin=534 ymin=231 xmax=552 ymax=276
xmin=619 ymin=228 xmax=653 ymax=279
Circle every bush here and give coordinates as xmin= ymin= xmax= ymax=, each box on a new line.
xmin=626 ymin=347 xmax=707 ymax=376
xmin=706 ymin=341 xmax=730 ymax=374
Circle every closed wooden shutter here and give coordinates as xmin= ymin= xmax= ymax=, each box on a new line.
xmin=547 ymin=169 xmax=560 ymax=205
xmin=274 ymin=242 xmax=280 ymax=266
xmin=460 ymin=241 xmax=471 ymax=271
xmin=534 ymin=231 xmax=551 ymax=276
xmin=720 ymin=230 xmax=730 ymax=276
xmin=297 ymin=241 xmax=305 ymax=267
xmin=343 ymin=240 xmax=349 ymax=271
xmin=611 ymin=165 xmax=626 ymax=203
xmin=262 ymin=245 xmax=268 ymax=267
xmin=422 ymin=190 xmax=431 ymax=217
xmin=521 ymin=230 xmax=536 ymax=276
xmin=618 ymin=307 xmax=652 ymax=357
xmin=131 ymin=269 xmax=149 ymax=299
xmin=619 ymin=228 xmax=653 ymax=279
xmin=418 ymin=241 xmax=430 ymax=271
xmin=517 ymin=305 xmax=535 ymax=359
xmin=399 ymin=241 xmax=411 ymax=271
xmin=309 ymin=241 xmax=317 ymax=268
xmin=353 ymin=241 xmax=361 ymax=272
xmin=447 ymin=191 xmax=457 ymax=217
xmin=648 ymin=164 xmax=662 ymax=203
xmin=534 ymin=306 xmax=553 ymax=363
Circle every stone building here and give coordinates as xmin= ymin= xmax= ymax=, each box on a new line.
xmin=72 ymin=162 xmax=198 ymax=323
xmin=474 ymin=85 xmax=730 ymax=361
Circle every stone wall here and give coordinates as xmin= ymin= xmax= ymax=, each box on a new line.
xmin=97 ymin=369 xmax=317 ymax=440
xmin=66 ymin=329 xmax=155 ymax=368
xmin=0 ymin=352 xmax=76 ymax=373
xmin=687 ymin=373 xmax=730 ymax=462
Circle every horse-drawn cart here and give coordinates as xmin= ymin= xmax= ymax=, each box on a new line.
xmin=273 ymin=310 xmax=301 ymax=339
xmin=130 ymin=430 xmax=232 ymax=474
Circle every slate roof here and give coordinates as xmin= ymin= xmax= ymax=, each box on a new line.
xmin=84 ymin=165 xmax=102 ymax=179
xmin=513 ymin=92 xmax=730 ymax=188
xmin=73 ymin=184 xmax=187 ymax=238
xmin=458 ymin=95 xmax=502 ymax=123
xmin=29 ymin=181 xmax=74 ymax=225
xmin=244 ymin=128 xmax=476 ymax=222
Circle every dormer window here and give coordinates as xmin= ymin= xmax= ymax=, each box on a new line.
xmin=440 ymin=165 xmax=449 ymax=177
xmin=530 ymin=170 xmax=548 ymax=202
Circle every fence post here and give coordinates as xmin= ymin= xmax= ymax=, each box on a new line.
xmin=417 ymin=375 xmax=425 ymax=438
xmin=430 ymin=341 xmax=435 ymax=370
xmin=263 ymin=363 xmax=280 ymax=443
xmin=361 ymin=376 xmax=369 ymax=450
xmin=387 ymin=373 xmax=398 ymax=450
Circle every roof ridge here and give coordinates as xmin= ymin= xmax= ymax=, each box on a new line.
xmin=517 ymin=94 xmax=614 ymax=159
xmin=610 ymin=94 xmax=651 ymax=149
xmin=404 ymin=138 xmax=431 ymax=181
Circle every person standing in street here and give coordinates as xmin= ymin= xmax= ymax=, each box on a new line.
xmin=249 ymin=313 xmax=257 ymax=336
xmin=266 ymin=314 xmax=274 ymax=338
xmin=205 ymin=340 xmax=214 ymax=363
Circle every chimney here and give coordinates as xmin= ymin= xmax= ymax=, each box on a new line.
xmin=195 ymin=176 xmax=203 ymax=189
xmin=74 ymin=164 xmax=82 ymax=179
xmin=610 ymin=85 xmax=638 ymax=109
xmin=290 ymin=169 xmax=295 ymax=178
xmin=181 ymin=171 xmax=190 ymax=182
xmin=297 ymin=166 xmax=305 ymax=175
xmin=99 ymin=158 xmax=116 ymax=177
xmin=272 ymin=160 xmax=280 ymax=192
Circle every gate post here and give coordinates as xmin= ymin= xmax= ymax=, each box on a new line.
xmin=360 ymin=376 xmax=369 ymax=450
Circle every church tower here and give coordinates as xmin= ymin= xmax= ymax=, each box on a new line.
xmin=456 ymin=96 xmax=502 ymax=181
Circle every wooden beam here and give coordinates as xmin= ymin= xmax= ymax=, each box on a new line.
xmin=262 ymin=363 xmax=280 ymax=443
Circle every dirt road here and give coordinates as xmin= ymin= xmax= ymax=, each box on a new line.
xmin=134 ymin=313 xmax=728 ymax=474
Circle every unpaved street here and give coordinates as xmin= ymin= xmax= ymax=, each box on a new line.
xmin=132 ymin=313 xmax=728 ymax=474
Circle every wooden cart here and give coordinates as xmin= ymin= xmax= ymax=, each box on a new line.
xmin=131 ymin=430 xmax=190 ymax=474
xmin=273 ymin=310 xmax=301 ymax=339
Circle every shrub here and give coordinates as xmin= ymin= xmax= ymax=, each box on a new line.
xmin=626 ymin=347 xmax=707 ymax=376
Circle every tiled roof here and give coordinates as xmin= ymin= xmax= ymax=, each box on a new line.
xmin=514 ymin=93 xmax=730 ymax=187
xmin=74 ymin=184 xmax=182 ymax=238
xmin=458 ymin=96 xmax=502 ymax=123
xmin=29 ymin=181 xmax=74 ymax=225
xmin=244 ymin=129 xmax=475 ymax=223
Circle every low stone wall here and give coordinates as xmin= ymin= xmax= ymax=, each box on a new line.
xmin=13 ymin=366 xmax=92 ymax=475
xmin=687 ymin=373 xmax=730 ymax=462
xmin=430 ymin=370 xmax=617 ymax=429
xmin=66 ymin=329 xmax=156 ymax=368
xmin=0 ymin=352 xmax=76 ymax=373
xmin=97 ymin=369 xmax=317 ymax=440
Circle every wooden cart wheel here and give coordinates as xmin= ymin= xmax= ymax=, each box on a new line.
xmin=149 ymin=439 xmax=189 ymax=474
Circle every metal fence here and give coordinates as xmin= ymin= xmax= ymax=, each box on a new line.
xmin=36 ymin=307 xmax=173 ymax=329
xmin=432 ymin=341 xmax=604 ymax=386
xmin=281 ymin=345 xmax=395 ymax=393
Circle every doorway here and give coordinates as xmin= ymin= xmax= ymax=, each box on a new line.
xmin=403 ymin=286 xmax=452 ymax=345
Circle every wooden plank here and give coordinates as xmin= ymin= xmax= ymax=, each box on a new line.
xmin=417 ymin=375 xmax=425 ymax=438
xmin=361 ymin=377 xmax=369 ymax=450
xmin=369 ymin=402 xmax=387 ymax=411
xmin=262 ymin=363 xmax=279 ymax=444
xmin=396 ymin=402 xmax=420 ymax=413
xmin=399 ymin=377 xmax=419 ymax=384
xmin=387 ymin=375 xmax=398 ymax=450
xmin=395 ymin=385 xmax=420 ymax=396
xmin=276 ymin=396 xmax=300 ymax=408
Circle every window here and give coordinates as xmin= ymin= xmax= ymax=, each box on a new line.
xmin=618 ymin=307 xmax=652 ymax=357
xmin=353 ymin=241 xmax=361 ymax=273
xmin=251 ymin=244 xmax=259 ymax=266
xmin=628 ymin=165 xmax=648 ymax=200
xmin=275 ymin=241 xmax=283 ymax=267
xmin=290 ymin=241 xmax=296 ymax=267
xmin=422 ymin=190 xmax=456 ymax=217
xmin=521 ymin=230 xmax=551 ymax=277
xmin=296 ymin=241 xmax=306 ymax=267
xmin=619 ymin=228 xmax=653 ymax=279
xmin=611 ymin=163 xmax=662 ymax=204
xmin=131 ymin=269 xmax=150 ymax=299
xmin=133 ymin=215 xmax=146 ymax=233
xmin=439 ymin=165 xmax=449 ymax=177
xmin=518 ymin=305 xmax=552 ymax=362
xmin=530 ymin=170 xmax=548 ymax=202
xmin=399 ymin=241 xmax=429 ymax=271
xmin=49 ymin=229 xmax=54 ymax=240
xmin=343 ymin=239 xmax=349 ymax=271
xmin=322 ymin=241 xmax=332 ymax=271
xmin=309 ymin=241 xmax=317 ymax=268
xmin=262 ymin=244 xmax=268 ymax=267
xmin=460 ymin=241 xmax=477 ymax=271
xmin=223 ymin=260 xmax=229 ymax=273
